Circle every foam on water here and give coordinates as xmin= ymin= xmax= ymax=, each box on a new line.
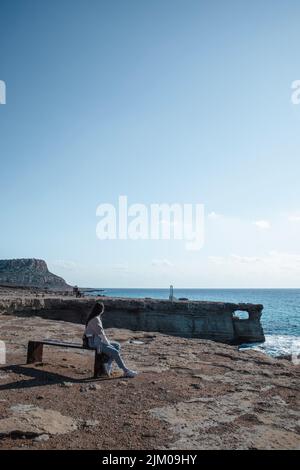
xmin=240 ymin=335 xmax=300 ymax=358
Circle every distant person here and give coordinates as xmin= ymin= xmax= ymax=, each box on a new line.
xmin=73 ymin=285 xmax=79 ymax=297
xmin=83 ymin=302 xmax=138 ymax=378
xmin=73 ymin=285 xmax=82 ymax=298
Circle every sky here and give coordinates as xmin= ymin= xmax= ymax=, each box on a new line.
xmin=0 ymin=0 xmax=300 ymax=287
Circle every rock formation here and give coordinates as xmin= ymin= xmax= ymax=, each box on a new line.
xmin=0 ymin=405 xmax=78 ymax=439
xmin=102 ymin=297 xmax=265 ymax=345
xmin=0 ymin=289 xmax=265 ymax=345
xmin=0 ymin=259 xmax=70 ymax=290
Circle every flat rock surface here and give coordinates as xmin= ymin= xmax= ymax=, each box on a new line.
xmin=0 ymin=404 xmax=77 ymax=437
xmin=0 ymin=313 xmax=299 ymax=449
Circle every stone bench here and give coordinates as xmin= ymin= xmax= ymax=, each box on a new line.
xmin=26 ymin=339 xmax=109 ymax=378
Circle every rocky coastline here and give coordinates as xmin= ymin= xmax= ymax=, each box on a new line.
xmin=0 ymin=286 xmax=299 ymax=449
xmin=0 ymin=312 xmax=299 ymax=449
xmin=0 ymin=287 xmax=264 ymax=345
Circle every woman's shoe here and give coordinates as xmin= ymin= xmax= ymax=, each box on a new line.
xmin=123 ymin=369 xmax=138 ymax=378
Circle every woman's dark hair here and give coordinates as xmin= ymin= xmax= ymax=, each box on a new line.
xmin=85 ymin=302 xmax=104 ymax=326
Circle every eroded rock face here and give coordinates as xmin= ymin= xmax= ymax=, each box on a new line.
xmin=0 ymin=259 xmax=70 ymax=290
xmin=0 ymin=405 xmax=78 ymax=438
xmin=0 ymin=288 xmax=265 ymax=345
xmin=102 ymin=297 xmax=265 ymax=345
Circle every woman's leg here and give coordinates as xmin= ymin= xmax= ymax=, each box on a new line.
xmin=89 ymin=336 xmax=102 ymax=353
xmin=101 ymin=342 xmax=128 ymax=372
xmin=105 ymin=342 xmax=120 ymax=372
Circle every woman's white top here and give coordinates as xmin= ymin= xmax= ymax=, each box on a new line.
xmin=84 ymin=315 xmax=110 ymax=345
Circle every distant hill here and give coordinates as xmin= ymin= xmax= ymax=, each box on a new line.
xmin=0 ymin=258 xmax=71 ymax=290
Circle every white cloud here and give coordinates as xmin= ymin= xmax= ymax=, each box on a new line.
xmin=288 ymin=214 xmax=300 ymax=223
xmin=230 ymin=254 xmax=261 ymax=264
xmin=266 ymin=251 xmax=300 ymax=271
xmin=208 ymin=211 xmax=222 ymax=220
xmin=50 ymin=260 xmax=78 ymax=270
xmin=253 ymin=220 xmax=271 ymax=230
xmin=209 ymin=251 xmax=300 ymax=273
xmin=151 ymin=259 xmax=174 ymax=268
xmin=208 ymin=256 xmax=225 ymax=265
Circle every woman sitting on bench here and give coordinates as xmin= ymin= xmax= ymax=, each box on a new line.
xmin=84 ymin=302 xmax=138 ymax=378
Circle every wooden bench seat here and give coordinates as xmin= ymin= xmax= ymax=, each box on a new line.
xmin=26 ymin=339 xmax=110 ymax=378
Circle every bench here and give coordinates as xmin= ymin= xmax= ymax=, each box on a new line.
xmin=26 ymin=339 xmax=110 ymax=378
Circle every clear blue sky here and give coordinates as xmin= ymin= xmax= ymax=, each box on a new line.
xmin=1 ymin=0 xmax=300 ymax=287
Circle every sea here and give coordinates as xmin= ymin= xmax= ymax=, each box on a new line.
xmin=88 ymin=288 xmax=300 ymax=358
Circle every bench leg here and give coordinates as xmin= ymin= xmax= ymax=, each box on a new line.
xmin=94 ymin=353 xmax=109 ymax=378
xmin=27 ymin=341 xmax=44 ymax=364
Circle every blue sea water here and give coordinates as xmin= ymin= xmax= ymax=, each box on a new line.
xmin=88 ymin=288 xmax=300 ymax=357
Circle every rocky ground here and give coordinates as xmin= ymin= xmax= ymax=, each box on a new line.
xmin=0 ymin=310 xmax=299 ymax=450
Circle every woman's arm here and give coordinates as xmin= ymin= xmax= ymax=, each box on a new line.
xmin=96 ymin=316 xmax=110 ymax=345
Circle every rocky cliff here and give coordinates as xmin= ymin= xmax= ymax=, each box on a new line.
xmin=0 ymin=289 xmax=265 ymax=344
xmin=0 ymin=259 xmax=70 ymax=290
